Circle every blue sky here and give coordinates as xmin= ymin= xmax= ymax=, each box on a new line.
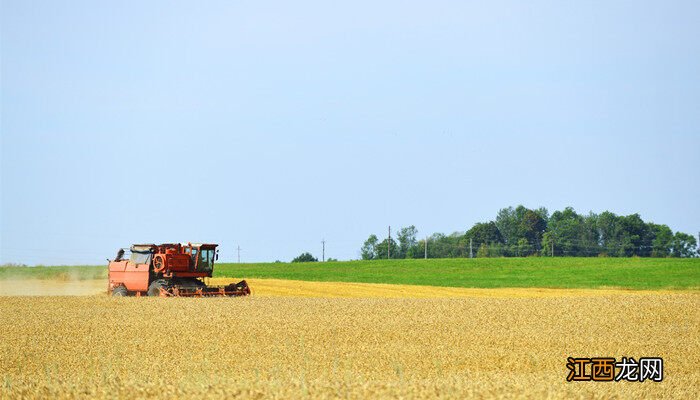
xmin=1 ymin=1 xmax=699 ymax=264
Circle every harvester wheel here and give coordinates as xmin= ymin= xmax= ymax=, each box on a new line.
xmin=112 ymin=286 xmax=128 ymax=297
xmin=147 ymin=279 xmax=167 ymax=297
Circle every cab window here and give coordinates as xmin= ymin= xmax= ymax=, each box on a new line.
xmin=198 ymin=249 xmax=214 ymax=272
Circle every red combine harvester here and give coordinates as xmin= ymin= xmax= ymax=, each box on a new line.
xmin=107 ymin=243 xmax=250 ymax=297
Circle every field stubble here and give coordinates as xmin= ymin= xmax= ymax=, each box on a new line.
xmin=1 ymin=293 xmax=698 ymax=399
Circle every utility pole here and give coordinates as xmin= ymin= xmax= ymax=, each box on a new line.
xmin=469 ymin=238 xmax=473 ymax=258
xmin=322 ymin=239 xmax=325 ymax=262
xmin=388 ymin=226 xmax=391 ymax=259
xmin=237 ymin=245 xmax=241 ymax=263
xmin=424 ymin=236 xmax=428 ymax=259
xmin=551 ymin=240 xmax=554 ymax=257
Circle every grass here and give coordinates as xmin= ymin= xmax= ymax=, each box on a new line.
xmin=2 ymin=258 xmax=698 ymax=290
xmin=216 ymin=257 xmax=700 ymax=290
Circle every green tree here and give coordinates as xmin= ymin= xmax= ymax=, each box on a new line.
xmin=580 ymin=212 xmax=600 ymax=256
xmin=397 ymin=225 xmax=418 ymax=258
xmin=476 ymin=243 xmax=490 ymax=258
xmin=407 ymin=238 xmax=426 ymax=258
xmin=671 ymin=232 xmax=698 ymax=258
xmin=375 ymin=237 xmax=400 ymax=259
xmin=425 ymin=233 xmax=450 ymax=258
xmin=360 ymin=234 xmax=379 ymax=260
xmin=292 ymin=252 xmax=318 ymax=262
xmin=596 ymin=211 xmax=620 ymax=255
xmin=547 ymin=207 xmax=585 ymax=256
xmin=357 ymin=206 xmax=696 ymax=259
xmin=617 ymin=214 xmax=651 ymax=257
xmin=516 ymin=238 xmax=529 ymax=257
xmin=424 ymin=232 xmax=469 ymax=258
xmin=495 ymin=206 xmax=519 ymax=249
xmin=451 ymin=232 xmax=470 ymax=258
xmin=496 ymin=205 xmax=548 ymax=255
xmin=464 ymin=222 xmax=503 ymax=249
xmin=649 ymin=223 xmax=673 ymax=257
xmin=520 ymin=209 xmax=547 ymax=250
xmin=541 ymin=231 xmax=554 ymax=256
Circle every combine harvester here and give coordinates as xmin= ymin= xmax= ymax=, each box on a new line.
xmin=107 ymin=243 xmax=250 ymax=297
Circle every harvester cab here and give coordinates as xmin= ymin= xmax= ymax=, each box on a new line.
xmin=108 ymin=243 xmax=250 ymax=297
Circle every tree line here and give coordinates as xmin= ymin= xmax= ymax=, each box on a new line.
xmin=360 ymin=205 xmax=698 ymax=259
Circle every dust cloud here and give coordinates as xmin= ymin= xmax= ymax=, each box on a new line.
xmin=0 ymin=279 xmax=106 ymax=296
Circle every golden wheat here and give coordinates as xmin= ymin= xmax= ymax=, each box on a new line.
xmin=2 ymin=277 xmax=686 ymax=298
xmin=213 ymin=278 xmax=687 ymax=298
xmin=0 ymin=293 xmax=698 ymax=399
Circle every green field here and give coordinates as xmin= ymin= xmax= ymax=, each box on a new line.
xmin=2 ymin=258 xmax=698 ymax=290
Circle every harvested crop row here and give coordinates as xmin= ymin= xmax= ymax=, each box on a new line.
xmin=214 ymin=278 xmax=694 ymax=298
xmin=4 ymin=277 xmax=691 ymax=298
xmin=1 ymin=294 xmax=698 ymax=399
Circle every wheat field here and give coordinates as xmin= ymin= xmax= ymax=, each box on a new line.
xmin=0 ymin=277 xmax=684 ymax=298
xmin=1 ymin=292 xmax=698 ymax=399
xmin=212 ymin=278 xmax=687 ymax=298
